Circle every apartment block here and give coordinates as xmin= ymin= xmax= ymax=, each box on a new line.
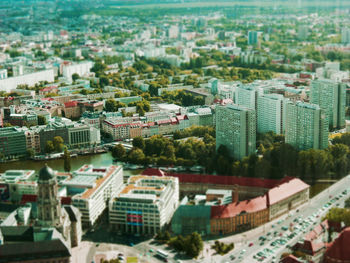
xmin=310 ymin=79 xmax=346 ymax=129
xmin=285 ymin=101 xmax=328 ymax=150
xmin=257 ymin=94 xmax=285 ymax=134
xmin=216 ymin=104 xmax=256 ymax=160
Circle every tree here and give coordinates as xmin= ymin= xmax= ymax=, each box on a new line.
xmin=45 ymin=140 xmax=54 ymax=154
xmin=128 ymin=148 xmax=145 ymax=164
xmin=37 ymin=115 xmax=47 ymax=125
xmin=111 ymin=144 xmax=126 ymax=160
xmin=100 ymin=76 xmax=109 ymax=86
xmin=345 ymin=197 xmax=350 ymax=208
xmin=53 ymin=136 xmax=64 ymax=152
xmin=185 ymin=232 xmax=203 ymax=258
xmin=132 ymin=136 xmax=145 ymax=150
xmin=27 ymin=149 xmax=35 ymax=158
xmin=72 ymin=73 xmax=80 ymax=82
xmin=105 ymin=99 xmax=125 ymax=112
xmin=63 ymin=147 xmax=71 ymax=172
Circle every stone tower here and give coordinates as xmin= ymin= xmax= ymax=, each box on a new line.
xmin=37 ymin=164 xmax=62 ymax=227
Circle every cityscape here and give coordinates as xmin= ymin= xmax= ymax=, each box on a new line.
xmin=1 ymin=0 xmax=350 ymax=263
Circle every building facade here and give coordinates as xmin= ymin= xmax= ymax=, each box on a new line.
xmin=216 ymin=104 xmax=256 ymax=160
xmin=257 ymin=94 xmax=285 ymax=134
xmin=109 ymin=175 xmax=179 ymax=235
xmin=63 ymin=165 xmax=124 ymax=228
xmin=0 ymin=127 xmax=27 ymax=158
xmin=310 ymin=79 xmax=346 ymax=129
xmin=285 ymin=101 xmax=328 ymax=150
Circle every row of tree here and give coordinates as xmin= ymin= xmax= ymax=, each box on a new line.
xmin=112 ymin=130 xmax=350 ymax=183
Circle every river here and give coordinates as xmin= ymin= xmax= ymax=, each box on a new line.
xmin=0 ymin=153 xmax=332 ymax=197
xmin=0 ymin=153 xmax=117 ymax=173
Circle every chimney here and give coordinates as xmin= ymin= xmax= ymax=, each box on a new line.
xmin=232 ymin=184 xmax=239 ymax=203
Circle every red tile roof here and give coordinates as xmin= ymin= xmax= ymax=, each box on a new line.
xmin=281 ymin=255 xmax=302 ymax=263
xmin=20 ymin=194 xmax=37 ymax=204
xmin=324 ymin=227 xmax=350 ymax=262
xmin=61 ymin=196 xmax=72 ymax=205
xmin=267 ymin=178 xmax=309 ymax=205
xmin=210 ymin=195 xmax=267 ymax=219
xmin=142 ymin=168 xmax=279 ymax=188
xmin=64 ymin=101 xmax=78 ymax=108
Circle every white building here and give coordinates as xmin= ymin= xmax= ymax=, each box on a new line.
xmin=257 ymin=94 xmax=285 ymax=134
xmin=109 ymin=175 xmax=179 ymax=235
xmin=341 ymin=27 xmax=350 ymax=44
xmin=216 ymin=104 xmax=256 ymax=160
xmin=0 ymin=170 xmax=37 ymax=202
xmin=0 ymin=69 xmax=55 ymax=93
xmin=62 ymin=61 xmax=93 ymax=82
xmin=62 ymin=165 xmax=123 ymax=228
xmin=0 ymin=69 xmax=7 ymax=80
xmin=235 ymin=85 xmax=261 ymax=110
xmin=168 ymin=25 xmax=179 ymax=39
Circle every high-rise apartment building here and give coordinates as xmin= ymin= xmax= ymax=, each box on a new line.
xmin=216 ymin=104 xmax=256 ymax=160
xmin=235 ymin=85 xmax=260 ymax=110
xmin=285 ymin=101 xmax=328 ymax=150
xmin=248 ymin=31 xmax=259 ymax=45
xmin=257 ymin=94 xmax=285 ymax=134
xmin=341 ymin=27 xmax=350 ymax=44
xmin=310 ymin=79 xmax=346 ymax=129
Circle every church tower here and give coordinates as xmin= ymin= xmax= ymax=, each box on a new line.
xmin=37 ymin=164 xmax=62 ymax=227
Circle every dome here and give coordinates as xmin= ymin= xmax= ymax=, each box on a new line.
xmin=39 ymin=164 xmax=55 ymax=181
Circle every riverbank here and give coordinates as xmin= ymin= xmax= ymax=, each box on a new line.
xmin=0 ymin=152 xmax=333 ymax=197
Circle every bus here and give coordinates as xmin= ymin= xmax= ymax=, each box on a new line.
xmin=156 ymin=249 xmax=169 ymax=259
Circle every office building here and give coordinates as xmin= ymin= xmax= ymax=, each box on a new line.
xmin=62 ymin=165 xmax=123 ymax=228
xmin=285 ymin=101 xmax=328 ymax=150
xmin=257 ymin=94 xmax=285 ymax=134
xmin=216 ymin=104 xmax=256 ymax=160
xmin=109 ymin=175 xmax=179 ymax=235
xmin=0 ymin=170 xmax=36 ymax=202
xmin=310 ymin=79 xmax=346 ymax=129
xmin=0 ymin=127 xmax=27 ymax=158
xmin=0 ymin=227 xmax=71 ymax=263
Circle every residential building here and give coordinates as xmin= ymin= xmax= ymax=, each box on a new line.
xmin=257 ymin=94 xmax=285 ymax=134
xmin=341 ymin=27 xmax=350 ymax=44
xmin=216 ymin=104 xmax=256 ymax=160
xmin=248 ymin=31 xmax=259 ymax=45
xmin=235 ymin=85 xmax=260 ymax=110
xmin=25 ymin=129 xmax=41 ymax=154
xmin=109 ymin=175 xmax=179 ymax=235
xmin=298 ymin=25 xmax=309 ymax=40
xmin=61 ymin=61 xmax=93 ymax=82
xmin=285 ymin=101 xmax=328 ymax=150
xmin=324 ymin=227 xmax=350 ymax=263
xmin=0 ymin=69 xmax=55 ymax=93
xmin=310 ymin=79 xmax=346 ymax=129
xmin=62 ymin=165 xmax=124 ymax=228
xmin=167 ymin=25 xmax=179 ymax=39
